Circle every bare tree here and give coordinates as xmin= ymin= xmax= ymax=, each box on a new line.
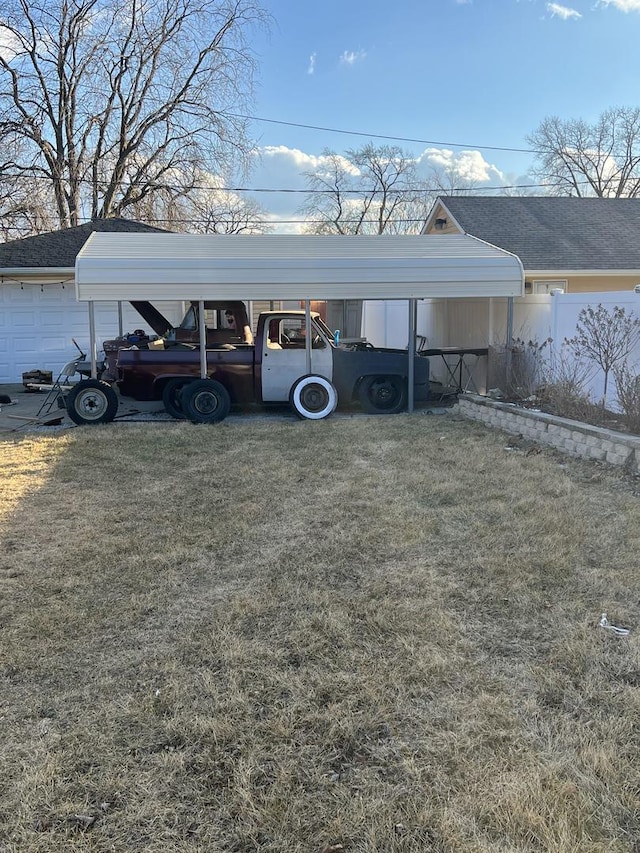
xmin=0 ymin=0 xmax=268 ymax=229
xmin=188 ymin=187 xmax=272 ymax=234
xmin=564 ymin=304 xmax=640 ymax=405
xmin=0 ymin=134 xmax=57 ymax=236
xmin=126 ymin=177 xmax=272 ymax=233
xmin=300 ymin=144 xmax=433 ymax=235
xmin=0 ymin=191 xmax=55 ymax=238
xmin=0 ymin=174 xmax=55 ymax=238
xmin=527 ymin=107 xmax=640 ymax=197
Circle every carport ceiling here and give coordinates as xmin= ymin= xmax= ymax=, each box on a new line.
xmin=75 ymin=232 xmax=524 ymax=302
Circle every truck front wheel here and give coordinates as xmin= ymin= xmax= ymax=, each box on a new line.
xmin=289 ymin=375 xmax=338 ymax=420
xmin=181 ymin=379 xmax=231 ymax=424
xmin=358 ymin=375 xmax=406 ymax=414
xmin=66 ymin=379 xmax=119 ymax=425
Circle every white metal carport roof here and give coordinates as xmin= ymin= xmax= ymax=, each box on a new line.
xmin=75 ymin=232 xmax=524 ymax=301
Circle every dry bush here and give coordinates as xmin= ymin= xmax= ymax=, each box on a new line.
xmin=494 ymin=337 xmax=601 ymax=424
xmin=1 ymin=419 xmax=639 ymax=852
xmin=509 ymin=337 xmax=553 ymax=399
xmin=614 ymin=363 xmax=640 ymax=434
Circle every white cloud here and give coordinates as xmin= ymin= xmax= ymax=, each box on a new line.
xmin=599 ymin=0 xmax=640 ymax=10
xmin=245 ymin=145 xmax=510 ymax=233
xmin=257 ymin=145 xmax=360 ymax=178
xmin=247 ymin=146 xmax=359 ymax=229
xmin=416 ymin=148 xmax=506 ymax=185
xmin=0 ymin=24 xmax=22 ymax=60
xmin=263 ymin=213 xmax=308 ymax=235
xmin=257 ymin=145 xmax=341 ymax=174
xmin=546 ymin=3 xmax=582 ymax=19
xmin=340 ymin=49 xmax=366 ymax=66
xmin=307 ymin=52 xmax=316 ymax=75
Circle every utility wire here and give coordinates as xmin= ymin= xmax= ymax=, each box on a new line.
xmin=225 ymin=112 xmax=536 ymax=155
xmin=0 ymin=170 xmax=588 ymax=195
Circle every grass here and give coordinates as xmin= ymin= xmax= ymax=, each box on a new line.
xmin=0 ymin=413 xmax=639 ymax=852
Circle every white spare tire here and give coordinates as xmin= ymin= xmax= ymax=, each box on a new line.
xmin=289 ymin=374 xmax=338 ymax=420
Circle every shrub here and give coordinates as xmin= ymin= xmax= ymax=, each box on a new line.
xmin=614 ymin=363 xmax=640 ymax=433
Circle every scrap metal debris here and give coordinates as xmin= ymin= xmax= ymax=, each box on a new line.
xmin=599 ymin=613 xmax=630 ymax=636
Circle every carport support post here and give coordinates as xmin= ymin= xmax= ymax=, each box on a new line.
xmin=117 ymin=301 xmax=124 ymax=337
xmin=89 ymin=301 xmax=97 ymax=379
xmin=408 ymin=299 xmax=416 ymax=413
xmin=304 ymin=299 xmax=312 ymax=375
xmin=198 ymin=299 xmax=207 ymax=380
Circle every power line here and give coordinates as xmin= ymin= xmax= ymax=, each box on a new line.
xmin=0 ymin=217 xmax=431 ymax=230
xmin=0 ymin=170 xmax=581 ymax=195
xmin=226 ymin=112 xmax=536 ymax=155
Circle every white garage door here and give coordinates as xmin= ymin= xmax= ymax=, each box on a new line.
xmin=0 ymin=283 xmax=184 ymax=383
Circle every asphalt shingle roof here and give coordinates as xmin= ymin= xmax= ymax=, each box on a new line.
xmin=0 ymin=218 xmax=168 ymax=269
xmin=435 ymin=196 xmax=640 ymax=271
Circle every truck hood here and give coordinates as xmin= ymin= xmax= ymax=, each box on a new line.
xmin=130 ymin=301 xmax=174 ymax=336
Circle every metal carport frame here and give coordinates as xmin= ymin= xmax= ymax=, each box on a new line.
xmin=75 ymin=232 xmax=524 ymax=412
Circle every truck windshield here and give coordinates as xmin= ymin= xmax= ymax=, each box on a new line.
xmin=314 ymin=317 xmax=337 ymax=346
xmin=179 ymin=305 xmax=197 ymax=331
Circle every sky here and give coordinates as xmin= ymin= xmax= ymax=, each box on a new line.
xmin=240 ymin=0 xmax=640 ymax=231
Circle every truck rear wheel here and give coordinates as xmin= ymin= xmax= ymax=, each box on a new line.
xmin=181 ymin=379 xmax=231 ymax=424
xmin=358 ymin=375 xmax=406 ymax=414
xmin=289 ymin=375 xmax=337 ymax=420
xmin=162 ymin=379 xmax=187 ymax=420
xmin=66 ymin=379 xmax=119 ymax=425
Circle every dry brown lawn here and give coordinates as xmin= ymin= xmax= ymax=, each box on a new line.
xmin=0 ymin=413 xmax=639 ymax=852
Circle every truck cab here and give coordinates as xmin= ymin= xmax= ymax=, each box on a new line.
xmin=167 ymin=301 xmax=253 ymax=346
xmin=260 ymin=312 xmax=333 ymax=402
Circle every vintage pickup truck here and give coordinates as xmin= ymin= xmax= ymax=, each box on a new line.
xmin=65 ymin=303 xmax=431 ymax=425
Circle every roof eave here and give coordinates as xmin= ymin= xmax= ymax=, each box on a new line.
xmin=0 ymin=266 xmax=75 ymax=278
xmin=527 ymin=269 xmax=640 ymax=277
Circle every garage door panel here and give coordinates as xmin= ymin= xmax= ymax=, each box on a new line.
xmin=39 ymin=287 xmax=74 ymax=303
xmin=0 ymin=284 xmax=184 ymax=382
xmin=13 ymin=311 xmax=38 ymax=328
xmin=0 ymin=285 xmax=95 ymax=381
xmin=5 ymin=287 xmax=37 ymax=304
xmin=13 ymin=335 xmax=68 ymax=353
xmin=39 ymin=308 xmax=85 ymax=328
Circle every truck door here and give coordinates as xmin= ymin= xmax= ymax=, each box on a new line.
xmin=261 ymin=315 xmax=333 ymax=402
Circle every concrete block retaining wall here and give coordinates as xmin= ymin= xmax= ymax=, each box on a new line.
xmin=457 ymin=394 xmax=640 ymax=474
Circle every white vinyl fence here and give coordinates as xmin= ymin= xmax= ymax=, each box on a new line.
xmin=362 ymin=292 xmax=640 ymax=406
xmin=549 ymin=291 xmax=640 ymax=407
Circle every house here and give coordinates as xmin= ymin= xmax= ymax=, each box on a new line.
xmin=413 ymin=196 xmax=640 ymax=392
xmin=359 ymin=197 xmax=640 ymax=389
xmin=423 ymin=196 xmax=640 ymax=294
xmin=0 ymin=219 xmax=183 ymax=384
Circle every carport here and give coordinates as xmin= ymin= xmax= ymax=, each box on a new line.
xmin=75 ymin=232 xmax=524 ymax=412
